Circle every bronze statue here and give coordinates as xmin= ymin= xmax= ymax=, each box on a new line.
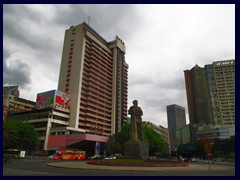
xmin=128 ymin=100 xmax=144 ymax=140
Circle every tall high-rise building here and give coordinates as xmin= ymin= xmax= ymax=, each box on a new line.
xmin=167 ymin=104 xmax=186 ymax=151
xmin=206 ymin=60 xmax=235 ymax=135
xmin=184 ymin=64 xmax=213 ymax=125
xmin=184 ymin=59 xmax=235 ymax=136
xmin=58 ymin=22 xmax=128 ymax=136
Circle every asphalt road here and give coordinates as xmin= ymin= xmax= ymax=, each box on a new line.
xmin=3 ymin=158 xmax=235 ymax=176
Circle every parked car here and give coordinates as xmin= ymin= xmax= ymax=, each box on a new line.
xmin=178 ymin=156 xmax=184 ymax=162
xmin=48 ymin=154 xmax=55 ymax=159
xmin=190 ymin=157 xmax=197 ymax=162
xmin=90 ymin=155 xmax=102 ymax=160
xmin=104 ymin=156 xmax=116 ymax=159
xmin=114 ymin=153 xmax=122 ymax=158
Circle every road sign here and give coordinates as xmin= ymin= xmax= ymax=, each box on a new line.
xmin=97 ymin=144 xmax=101 ymax=151
xmin=186 ymin=145 xmax=196 ymax=151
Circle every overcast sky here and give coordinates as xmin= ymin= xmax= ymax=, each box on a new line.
xmin=3 ymin=4 xmax=235 ymax=127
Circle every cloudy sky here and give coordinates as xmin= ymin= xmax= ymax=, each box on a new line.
xmin=3 ymin=4 xmax=235 ymax=127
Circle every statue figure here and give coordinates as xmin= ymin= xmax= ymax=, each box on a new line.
xmin=128 ymin=100 xmax=144 ymax=140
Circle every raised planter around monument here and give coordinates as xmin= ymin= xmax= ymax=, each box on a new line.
xmin=124 ymin=138 xmax=149 ymax=160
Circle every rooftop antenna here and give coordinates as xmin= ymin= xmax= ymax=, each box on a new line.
xmin=88 ymin=16 xmax=90 ymax=26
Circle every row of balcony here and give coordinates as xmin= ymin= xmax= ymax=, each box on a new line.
xmin=81 ymin=80 xmax=112 ymax=98
xmin=84 ymin=51 xmax=113 ymax=74
xmin=85 ymin=42 xmax=113 ymax=68
xmin=83 ymin=75 xmax=112 ymax=93
xmin=79 ymin=116 xmax=112 ymax=127
xmin=80 ymin=105 xmax=111 ymax=118
xmin=80 ymin=106 xmax=111 ymax=118
xmin=83 ymin=63 xmax=113 ymax=84
xmin=84 ymin=46 xmax=113 ymax=71
xmin=86 ymin=90 xmax=112 ymax=103
xmin=83 ymin=67 xmax=112 ymax=86
xmin=81 ymin=90 xmax=112 ymax=108
xmin=80 ymin=95 xmax=112 ymax=109
xmin=85 ymin=40 xmax=113 ymax=64
xmin=80 ymin=102 xmax=111 ymax=113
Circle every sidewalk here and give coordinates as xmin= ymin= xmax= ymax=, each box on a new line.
xmin=46 ymin=161 xmax=235 ymax=172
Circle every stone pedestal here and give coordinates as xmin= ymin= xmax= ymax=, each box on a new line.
xmin=139 ymin=140 xmax=149 ymax=160
xmin=124 ymin=138 xmax=149 ymax=160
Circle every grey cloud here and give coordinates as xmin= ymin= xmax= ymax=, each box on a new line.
xmin=53 ymin=4 xmax=141 ymax=41
xmin=3 ymin=4 xmax=61 ymax=55
xmin=3 ymin=4 xmax=141 ymax=84
xmin=3 ymin=4 xmax=234 ymax=127
xmin=128 ymin=74 xmax=188 ymax=124
xmin=3 ymin=4 xmax=63 ymax=83
xmin=3 ymin=48 xmax=31 ymax=88
xmin=3 ymin=14 xmax=60 ymax=57
xmin=3 ymin=4 xmax=42 ymax=21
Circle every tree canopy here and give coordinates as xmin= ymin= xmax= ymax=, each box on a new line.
xmin=3 ymin=119 xmax=40 ymax=151
xmin=105 ymin=123 xmax=166 ymax=156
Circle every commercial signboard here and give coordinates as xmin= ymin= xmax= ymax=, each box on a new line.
xmin=55 ymin=90 xmax=71 ymax=109
xmin=36 ymin=90 xmax=71 ymax=109
xmin=36 ymin=90 xmax=55 ymax=108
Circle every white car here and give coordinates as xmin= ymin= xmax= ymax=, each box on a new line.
xmin=48 ymin=154 xmax=55 ymax=159
xmin=190 ymin=157 xmax=196 ymax=162
xmin=104 ymin=156 xmax=116 ymax=159
xmin=90 ymin=155 xmax=102 ymax=160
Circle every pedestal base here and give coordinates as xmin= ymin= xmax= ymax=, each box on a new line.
xmin=124 ymin=138 xmax=149 ymax=160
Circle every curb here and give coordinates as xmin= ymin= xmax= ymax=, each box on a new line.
xmin=46 ymin=161 xmax=235 ymax=172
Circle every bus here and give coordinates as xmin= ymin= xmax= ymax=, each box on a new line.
xmin=53 ymin=150 xmax=86 ymax=160
xmin=3 ymin=149 xmax=26 ymax=158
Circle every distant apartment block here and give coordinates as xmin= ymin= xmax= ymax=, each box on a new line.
xmin=206 ymin=60 xmax=235 ymax=135
xmin=167 ymin=104 xmax=186 ymax=151
xmin=184 ymin=65 xmax=213 ymax=125
xmin=184 ymin=59 xmax=235 ymax=136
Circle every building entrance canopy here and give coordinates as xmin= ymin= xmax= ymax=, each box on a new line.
xmin=48 ymin=133 xmax=109 ymax=150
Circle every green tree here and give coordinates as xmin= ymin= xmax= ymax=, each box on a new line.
xmin=144 ymin=125 xmax=165 ymax=155
xmin=3 ymin=119 xmax=40 ymax=151
xmin=105 ymin=123 xmax=130 ymax=154
xmin=105 ymin=123 xmax=165 ymax=156
xmin=212 ymin=135 xmax=235 ymax=158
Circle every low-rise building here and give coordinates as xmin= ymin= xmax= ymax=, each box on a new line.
xmin=176 ymin=124 xmax=191 ymax=146
xmin=3 ymin=86 xmax=36 ymax=121
xmin=145 ymin=121 xmax=170 ymax=155
xmin=195 ymin=125 xmax=230 ymax=143
xmin=8 ymin=90 xmax=109 ymax=155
